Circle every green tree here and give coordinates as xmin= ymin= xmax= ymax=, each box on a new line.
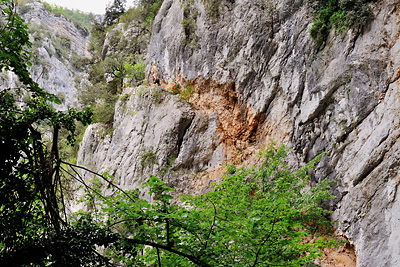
xmin=75 ymin=144 xmax=336 ymax=266
xmin=104 ymin=0 xmax=126 ymax=27
xmin=0 ymin=1 xmax=115 ymax=265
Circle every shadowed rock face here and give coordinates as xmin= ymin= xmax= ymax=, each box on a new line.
xmin=76 ymin=0 xmax=400 ymax=265
xmin=144 ymin=0 xmax=400 ymax=265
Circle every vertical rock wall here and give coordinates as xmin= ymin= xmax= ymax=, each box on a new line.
xmin=76 ymin=86 xmax=226 ymax=202
xmin=21 ymin=2 xmax=90 ymax=109
xmin=75 ymin=0 xmax=400 ymax=265
xmin=144 ymin=0 xmax=400 ymax=265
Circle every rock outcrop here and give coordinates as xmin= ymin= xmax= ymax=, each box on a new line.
xmin=23 ymin=2 xmax=90 ymax=57
xmin=77 ymin=85 xmax=225 ymax=199
xmin=146 ymin=0 xmax=400 ymax=265
xmin=77 ymin=0 xmax=400 ymax=265
xmin=20 ymin=2 xmax=90 ymax=109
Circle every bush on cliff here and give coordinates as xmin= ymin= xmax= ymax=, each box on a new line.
xmin=310 ymin=0 xmax=373 ymax=44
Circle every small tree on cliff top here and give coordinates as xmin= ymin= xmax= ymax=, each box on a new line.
xmin=104 ymin=0 xmax=126 ymax=27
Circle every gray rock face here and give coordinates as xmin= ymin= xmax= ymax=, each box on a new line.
xmin=31 ymin=44 xmax=80 ymax=109
xmin=143 ymin=0 xmax=400 ymax=265
xmin=23 ymin=2 xmax=90 ymax=57
xmin=102 ymin=22 xmax=150 ymax=60
xmin=16 ymin=2 xmax=91 ymax=109
xmin=77 ymin=86 xmax=226 ymax=198
xmin=75 ymin=0 xmax=400 ymax=265
xmin=1 ymin=2 xmax=88 ymax=110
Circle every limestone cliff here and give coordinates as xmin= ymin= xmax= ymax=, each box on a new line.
xmin=76 ymin=85 xmax=224 ymax=200
xmin=77 ymin=0 xmax=400 ymax=266
xmin=4 ymin=2 xmax=91 ymax=109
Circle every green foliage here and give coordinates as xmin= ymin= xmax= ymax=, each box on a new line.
xmin=180 ymin=85 xmax=195 ymax=101
xmin=70 ymin=53 xmax=91 ymax=71
xmin=93 ymin=96 xmax=118 ymax=125
xmin=53 ymin=33 xmax=72 ymax=60
xmin=27 ymin=23 xmax=82 ymax=65
xmin=170 ymin=84 xmax=195 ymax=100
xmin=80 ymin=0 xmax=162 ymax=129
xmin=58 ymin=122 xmax=88 ymax=164
xmin=181 ymin=1 xmax=199 ymax=46
xmin=88 ymin=20 xmax=106 ymax=57
xmin=183 ymin=0 xmax=223 ymax=18
xmin=171 ymin=83 xmax=181 ymax=95
xmin=159 ymin=155 xmax=176 ymax=177
xmin=181 ymin=18 xmax=196 ymax=44
xmin=135 ymin=0 xmax=164 ymax=27
xmin=310 ymin=0 xmax=373 ymax=44
xmin=78 ymin=54 xmax=145 ymax=125
xmin=120 ymin=93 xmax=131 ymax=102
xmin=81 ymin=144 xmax=336 ymax=266
xmin=129 ymin=57 xmax=146 ymax=82
xmin=114 ymin=55 xmax=146 ymax=86
xmin=141 ymin=151 xmax=157 ymax=168
xmin=104 ymin=0 xmax=126 ymax=27
xmin=150 ymin=86 xmax=163 ymax=104
xmin=0 ymin=1 xmax=98 ymax=265
xmin=201 ymin=0 xmax=223 ymax=18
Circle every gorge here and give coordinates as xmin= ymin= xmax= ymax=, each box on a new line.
xmin=2 ymin=0 xmax=400 ymax=266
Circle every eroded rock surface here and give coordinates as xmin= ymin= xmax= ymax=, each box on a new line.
xmin=77 ymin=86 xmax=226 ymax=199
xmin=23 ymin=2 xmax=90 ymax=57
xmin=146 ymin=0 xmax=400 ymax=265
xmin=20 ymin=2 xmax=90 ymax=109
xmin=77 ymin=0 xmax=400 ymax=265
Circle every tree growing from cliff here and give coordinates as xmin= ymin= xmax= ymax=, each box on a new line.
xmin=104 ymin=0 xmax=126 ymax=27
xmin=310 ymin=0 xmax=373 ymax=44
xmin=75 ymin=144 xmax=336 ymax=266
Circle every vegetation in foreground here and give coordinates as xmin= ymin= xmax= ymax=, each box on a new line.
xmin=73 ymin=144 xmax=336 ymax=266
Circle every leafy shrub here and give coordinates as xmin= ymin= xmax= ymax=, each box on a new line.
xmin=59 ymin=34 xmax=72 ymax=49
xmin=180 ymin=85 xmax=195 ymax=101
xmin=120 ymin=93 xmax=131 ymax=102
xmin=202 ymin=0 xmax=223 ymax=18
xmin=70 ymin=53 xmax=91 ymax=71
xmin=136 ymin=0 xmax=164 ymax=27
xmin=92 ymin=96 xmax=117 ymax=125
xmin=310 ymin=0 xmax=373 ymax=44
xmin=104 ymin=0 xmax=126 ymax=27
xmin=171 ymin=83 xmax=181 ymax=95
xmin=123 ymin=56 xmax=146 ymax=84
xmin=180 ymin=1 xmax=199 ymax=46
xmin=81 ymin=144 xmax=336 ymax=266
xmin=52 ymin=34 xmax=73 ymax=61
xmin=58 ymin=122 xmax=88 ymax=164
